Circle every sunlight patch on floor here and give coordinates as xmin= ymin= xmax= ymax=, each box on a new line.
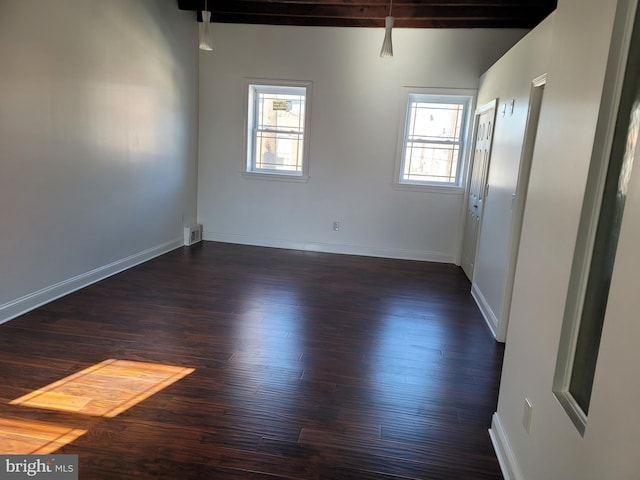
xmin=10 ymin=359 xmax=194 ymax=418
xmin=0 ymin=417 xmax=87 ymax=454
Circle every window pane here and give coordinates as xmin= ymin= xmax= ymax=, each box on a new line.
xmin=403 ymin=143 xmax=459 ymax=183
xmin=255 ymin=132 xmax=304 ymax=171
xmin=255 ymin=92 xmax=304 ymax=172
xmin=408 ymin=102 xmax=464 ymax=143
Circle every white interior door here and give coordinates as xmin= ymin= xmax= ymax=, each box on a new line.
xmin=461 ymin=101 xmax=497 ymax=280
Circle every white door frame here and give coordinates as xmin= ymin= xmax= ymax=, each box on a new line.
xmin=497 ymin=74 xmax=547 ymax=342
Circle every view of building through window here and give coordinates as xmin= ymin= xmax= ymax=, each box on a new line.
xmin=251 ymin=87 xmax=306 ymax=174
xmin=402 ymin=97 xmax=467 ymax=185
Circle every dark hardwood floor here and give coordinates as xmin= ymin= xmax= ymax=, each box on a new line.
xmin=0 ymin=241 xmax=504 ymax=479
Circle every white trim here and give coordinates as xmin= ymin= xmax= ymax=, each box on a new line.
xmin=532 ymin=72 xmax=547 ymax=88
xmin=203 ymin=231 xmax=455 ymax=263
xmin=499 ymin=76 xmax=547 ymax=343
xmin=471 ymin=282 xmax=499 ymax=339
xmin=243 ymin=78 xmax=312 ymax=181
xmin=0 ymin=238 xmax=183 ymax=325
xmin=391 ymin=183 xmax=464 ymax=195
xmin=241 ymin=171 xmax=310 ymax=183
xmin=393 ymin=86 xmax=477 ymax=190
xmin=489 ymin=413 xmax=524 ymax=480
xmin=552 ymin=0 xmax=639 ymax=434
xmin=476 ymin=98 xmax=498 ymax=115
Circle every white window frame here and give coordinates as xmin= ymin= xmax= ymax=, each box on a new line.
xmin=243 ymin=79 xmax=312 ymax=182
xmin=394 ymin=87 xmax=475 ymax=194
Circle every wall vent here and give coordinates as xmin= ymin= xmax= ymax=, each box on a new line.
xmin=184 ymin=224 xmax=203 ymax=246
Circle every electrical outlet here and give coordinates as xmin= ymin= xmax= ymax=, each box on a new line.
xmin=333 ymin=221 xmax=340 ymax=231
xmin=523 ymin=398 xmax=533 ymax=433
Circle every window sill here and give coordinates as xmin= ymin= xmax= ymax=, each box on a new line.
xmin=242 ymin=171 xmax=310 ymax=183
xmin=554 ymin=390 xmax=587 ymax=436
xmin=392 ymin=182 xmax=465 ymax=195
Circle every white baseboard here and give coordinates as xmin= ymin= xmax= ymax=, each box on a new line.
xmin=489 ymin=413 xmax=524 ymax=480
xmin=471 ymin=282 xmax=501 ymax=340
xmin=202 ymin=231 xmax=455 ymax=263
xmin=0 ymin=238 xmax=183 ymax=325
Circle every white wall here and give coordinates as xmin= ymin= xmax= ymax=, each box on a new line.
xmin=471 ymin=16 xmax=554 ymax=339
xmin=490 ymin=0 xmax=640 ymax=479
xmin=0 ymin=0 xmax=199 ymax=323
xmin=197 ymin=24 xmax=527 ymax=261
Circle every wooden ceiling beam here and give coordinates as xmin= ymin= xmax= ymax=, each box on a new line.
xmin=178 ymin=0 xmax=557 ymax=29
xmin=180 ymin=0 xmax=556 ymax=7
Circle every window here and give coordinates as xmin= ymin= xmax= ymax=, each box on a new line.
xmin=245 ymin=80 xmax=311 ymax=180
xmin=396 ymin=89 xmax=473 ymax=190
